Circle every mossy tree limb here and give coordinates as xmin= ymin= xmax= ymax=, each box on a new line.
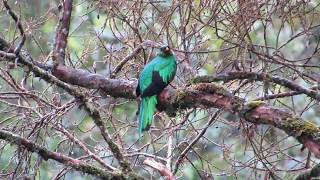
xmin=1 ymin=37 xmax=320 ymax=174
xmin=242 ymin=103 xmax=320 ymax=156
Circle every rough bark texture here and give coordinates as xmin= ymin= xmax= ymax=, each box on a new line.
xmin=0 ymin=129 xmax=142 ymax=180
xmin=1 ymin=36 xmax=320 ymax=158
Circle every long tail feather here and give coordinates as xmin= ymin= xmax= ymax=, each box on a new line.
xmin=138 ymin=95 xmax=157 ymax=139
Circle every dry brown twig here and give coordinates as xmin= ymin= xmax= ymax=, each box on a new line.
xmin=2 ymin=0 xmax=26 ymax=61
xmin=144 ymin=158 xmax=176 ymax=180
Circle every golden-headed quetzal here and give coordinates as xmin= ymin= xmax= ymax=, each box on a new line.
xmin=136 ymin=45 xmax=177 ymax=138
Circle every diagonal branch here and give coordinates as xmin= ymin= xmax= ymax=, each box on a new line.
xmin=2 ymin=0 xmax=26 ymax=66
xmin=55 ymin=124 xmax=117 ymax=171
xmin=84 ymin=102 xmax=133 ymax=173
xmin=53 ymin=0 xmax=73 ymax=66
xmin=173 ymin=110 xmax=221 ymax=174
xmin=0 ymin=38 xmax=135 ymax=175
xmin=144 ymin=158 xmax=175 ymax=180
xmin=0 ymin=129 xmax=140 ymax=179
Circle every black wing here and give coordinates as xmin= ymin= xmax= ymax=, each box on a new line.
xmin=141 ymin=71 xmax=167 ymax=97
xmin=136 ymin=82 xmax=141 ymax=97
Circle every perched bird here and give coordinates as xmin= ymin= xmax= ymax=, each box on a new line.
xmin=136 ymin=45 xmax=177 ymax=138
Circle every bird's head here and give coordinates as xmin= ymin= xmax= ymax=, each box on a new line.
xmin=159 ymin=45 xmax=173 ymax=56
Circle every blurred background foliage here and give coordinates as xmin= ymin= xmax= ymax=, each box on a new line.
xmin=0 ymin=0 xmax=320 ymax=179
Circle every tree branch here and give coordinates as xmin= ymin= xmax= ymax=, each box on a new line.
xmin=53 ymin=0 xmax=73 ymax=66
xmin=55 ymin=124 xmax=117 ymax=171
xmin=144 ymin=158 xmax=175 ymax=180
xmin=0 ymin=38 xmax=136 ymax=175
xmin=1 ymin=37 xmax=320 ymax=169
xmin=0 ymin=129 xmax=140 ymax=179
xmin=110 ymin=40 xmax=158 ymax=78
xmin=2 ymin=0 xmax=26 ymax=55
xmin=83 ymin=102 xmax=133 ymax=173
xmin=295 ymin=163 xmax=320 ymax=180
xmin=53 ymin=64 xmax=135 ymax=98
xmin=173 ymin=110 xmax=221 ymax=174
xmin=192 ymin=71 xmax=320 ymax=101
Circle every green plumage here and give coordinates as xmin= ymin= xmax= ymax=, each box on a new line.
xmin=137 ymin=46 xmax=177 ymax=138
xmin=138 ymin=96 xmax=157 ymax=136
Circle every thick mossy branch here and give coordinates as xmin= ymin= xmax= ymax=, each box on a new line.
xmin=282 ymin=117 xmax=320 ymax=138
xmin=162 ymin=83 xmax=243 ymax=113
xmin=241 ymin=101 xmax=320 ymax=140
xmin=193 ymin=83 xmax=233 ymax=97
xmin=241 ymin=101 xmax=320 ymax=155
xmin=246 ymin=100 xmax=266 ymax=109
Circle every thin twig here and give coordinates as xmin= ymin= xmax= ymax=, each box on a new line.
xmin=2 ymin=0 xmax=26 ymax=66
xmin=166 ymin=126 xmax=173 ymax=170
xmin=144 ymin=158 xmax=176 ymax=180
xmin=193 ymin=71 xmax=320 ymax=101
xmin=110 ymin=40 xmax=158 ymax=78
xmin=173 ymin=110 xmax=221 ymax=174
xmin=0 ymin=129 xmax=133 ymax=179
xmin=55 ymin=124 xmax=117 ymax=171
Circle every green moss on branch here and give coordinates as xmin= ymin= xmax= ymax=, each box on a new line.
xmin=282 ymin=117 xmax=320 ymax=138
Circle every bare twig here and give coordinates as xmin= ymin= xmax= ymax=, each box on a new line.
xmin=55 ymin=124 xmax=117 ymax=171
xmin=0 ymin=129 xmax=139 ymax=179
xmin=166 ymin=127 xmax=173 ymax=170
xmin=0 ymin=37 xmax=134 ymax=174
xmin=110 ymin=40 xmax=158 ymax=78
xmin=2 ymin=0 xmax=26 ymax=66
xmin=193 ymin=71 xmax=320 ymax=101
xmin=144 ymin=158 xmax=175 ymax=180
xmin=173 ymin=111 xmax=221 ymax=174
